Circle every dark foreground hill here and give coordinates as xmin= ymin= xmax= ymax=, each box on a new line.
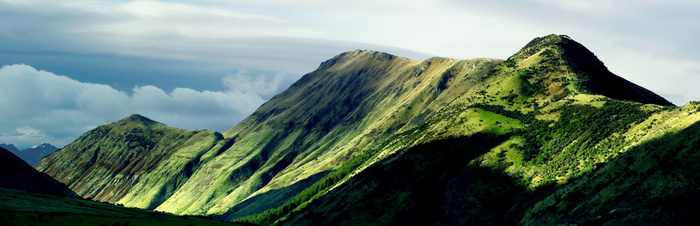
xmin=37 ymin=34 xmax=700 ymax=225
xmin=0 ymin=146 xmax=75 ymax=197
xmin=0 ymin=146 xmax=238 ymax=226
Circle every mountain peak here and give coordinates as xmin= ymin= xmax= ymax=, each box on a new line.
xmin=26 ymin=143 xmax=57 ymax=151
xmin=509 ymin=34 xmax=574 ymax=61
xmin=124 ymin=114 xmax=158 ymax=125
xmin=317 ymin=50 xmax=402 ymax=70
xmin=508 ymin=34 xmax=673 ymax=106
xmin=340 ymin=50 xmax=399 ymax=61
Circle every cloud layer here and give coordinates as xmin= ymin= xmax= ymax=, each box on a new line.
xmin=1 ymin=0 xmax=700 ymax=147
xmin=0 ymin=64 xmax=266 ymax=148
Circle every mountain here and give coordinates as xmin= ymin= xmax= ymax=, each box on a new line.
xmin=0 ymin=143 xmax=20 ymax=153
xmin=38 ymin=50 xmax=504 ymax=216
xmin=508 ymin=35 xmax=672 ymax=106
xmin=21 ymin=143 xmax=58 ymax=166
xmin=3 ymin=143 xmax=59 ymax=166
xmin=0 ymin=146 xmax=76 ymax=197
xmin=35 ymin=114 xmax=224 ymax=209
xmin=36 ymin=34 xmax=699 ymax=225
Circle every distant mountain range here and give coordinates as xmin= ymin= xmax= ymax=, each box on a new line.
xmin=28 ymin=34 xmax=700 ymax=225
xmin=1 ymin=143 xmax=58 ymax=166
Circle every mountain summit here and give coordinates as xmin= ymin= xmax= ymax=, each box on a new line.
xmin=509 ymin=34 xmax=672 ymax=106
xmin=36 ymin=35 xmax=700 ymax=225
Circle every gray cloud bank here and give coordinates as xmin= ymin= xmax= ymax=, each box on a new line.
xmin=0 ymin=64 xmax=269 ymax=148
xmin=0 ymin=0 xmax=428 ymax=74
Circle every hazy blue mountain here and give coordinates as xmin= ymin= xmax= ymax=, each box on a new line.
xmin=2 ymin=143 xmax=58 ymax=166
xmin=0 ymin=143 xmax=20 ymax=153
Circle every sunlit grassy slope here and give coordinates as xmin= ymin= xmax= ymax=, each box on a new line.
xmin=37 ymin=34 xmax=696 ymax=225
xmin=0 ymin=188 xmax=237 ymax=226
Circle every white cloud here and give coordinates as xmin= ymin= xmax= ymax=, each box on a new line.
xmin=0 ymin=64 xmax=267 ymax=148
xmin=16 ymin=126 xmax=48 ymax=140
xmin=223 ymin=70 xmax=286 ymax=96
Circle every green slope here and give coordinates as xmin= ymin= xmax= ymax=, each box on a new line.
xmin=0 ymin=188 xmax=238 ymax=226
xmin=36 ymin=34 xmax=695 ymax=225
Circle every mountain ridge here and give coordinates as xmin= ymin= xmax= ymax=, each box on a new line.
xmin=35 ymin=34 xmax=698 ymax=225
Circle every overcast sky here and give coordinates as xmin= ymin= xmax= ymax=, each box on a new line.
xmin=1 ymin=0 xmax=699 ymax=148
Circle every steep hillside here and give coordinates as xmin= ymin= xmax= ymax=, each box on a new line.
xmin=37 ymin=34 xmax=694 ymax=225
xmin=0 ymin=146 xmax=75 ymax=197
xmin=156 ymin=51 xmax=503 ymax=217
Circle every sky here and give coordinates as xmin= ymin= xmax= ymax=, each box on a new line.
xmin=1 ymin=0 xmax=699 ymax=148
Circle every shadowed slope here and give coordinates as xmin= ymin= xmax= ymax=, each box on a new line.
xmin=283 ymin=114 xmax=700 ymax=225
xmin=0 ymin=147 xmax=76 ymax=197
xmin=283 ymin=133 xmax=522 ymax=225
xmin=521 ymin=118 xmax=700 ymax=225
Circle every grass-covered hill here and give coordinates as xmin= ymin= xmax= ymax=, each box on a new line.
xmin=35 ymin=114 xmax=225 ymax=209
xmin=36 ymin=34 xmax=700 ymax=225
